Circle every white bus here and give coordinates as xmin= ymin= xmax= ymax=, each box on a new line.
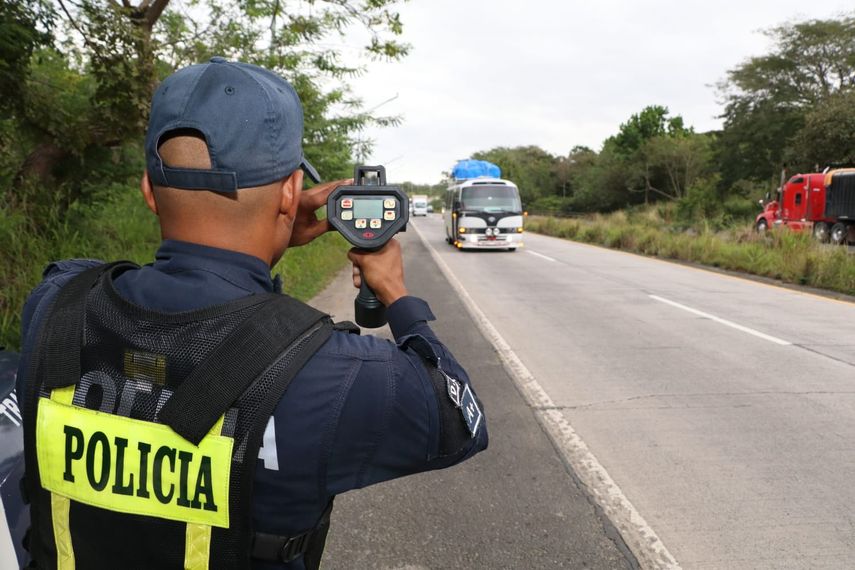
xmin=444 ymin=178 xmax=524 ymax=251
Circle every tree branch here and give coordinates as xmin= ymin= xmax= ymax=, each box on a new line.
xmin=144 ymin=0 xmax=170 ymax=27
xmin=56 ymin=0 xmax=97 ymax=50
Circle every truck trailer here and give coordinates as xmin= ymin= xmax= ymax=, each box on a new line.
xmin=755 ymin=169 xmax=855 ymax=245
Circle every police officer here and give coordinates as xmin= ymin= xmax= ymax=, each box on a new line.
xmin=17 ymin=58 xmax=487 ymax=569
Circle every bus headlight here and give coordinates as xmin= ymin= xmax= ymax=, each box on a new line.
xmin=517 ymin=227 xmax=524 ymax=233
xmin=458 ymin=227 xmax=466 ymax=234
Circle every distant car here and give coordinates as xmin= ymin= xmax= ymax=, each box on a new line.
xmin=427 ymin=204 xmax=434 ymax=213
xmin=412 ymin=194 xmax=428 ymax=216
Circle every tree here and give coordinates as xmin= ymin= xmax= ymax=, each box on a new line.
xmin=7 ymin=0 xmax=409 ymax=209
xmin=716 ymin=14 xmax=855 ymax=184
xmin=554 ymin=145 xmax=596 ymax=199
xmin=0 ymin=0 xmax=54 ymax=114
xmin=789 ymin=89 xmax=855 ymax=169
xmin=471 ymin=146 xmax=558 ymax=204
xmin=0 ymin=0 xmax=55 ymax=192
xmin=643 ymin=133 xmax=713 ymax=200
xmin=600 ymin=105 xmax=693 ymax=205
xmin=609 ymin=105 xmax=689 ymax=158
xmin=570 ymin=149 xmax=629 ymax=212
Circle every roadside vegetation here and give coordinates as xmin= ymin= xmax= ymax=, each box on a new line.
xmin=526 ymin=210 xmax=855 ymax=296
xmin=0 ymin=0 xmax=409 ymax=350
xmin=0 ymin=171 xmax=350 ymax=350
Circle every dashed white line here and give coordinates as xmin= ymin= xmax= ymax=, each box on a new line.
xmin=526 ymin=250 xmax=557 ymax=262
xmin=649 ymin=294 xmax=792 ymax=346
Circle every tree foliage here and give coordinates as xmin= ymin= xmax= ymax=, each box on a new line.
xmin=582 ymin=106 xmax=711 ymax=208
xmin=3 ymin=0 xmax=409 ymax=216
xmin=0 ymin=0 xmax=54 ymax=114
xmin=608 ymin=105 xmax=689 ymax=157
xmin=472 ymin=146 xmax=558 ymax=204
xmin=789 ymin=89 xmax=855 ymax=169
xmin=717 ymin=14 xmax=855 ymax=185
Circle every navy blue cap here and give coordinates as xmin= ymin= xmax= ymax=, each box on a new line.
xmin=145 ymin=57 xmax=320 ymax=192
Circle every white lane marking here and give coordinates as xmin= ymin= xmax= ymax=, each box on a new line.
xmin=411 ymin=220 xmax=680 ymax=570
xmin=649 ymin=295 xmax=792 ymax=346
xmin=526 ymin=250 xmax=557 ymax=262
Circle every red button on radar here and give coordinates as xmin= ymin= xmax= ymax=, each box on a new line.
xmin=362 ymin=231 xmax=375 ymax=239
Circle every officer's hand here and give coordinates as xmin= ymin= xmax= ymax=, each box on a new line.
xmin=347 ymin=239 xmax=408 ymax=307
xmin=289 ymin=179 xmax=353 ymax=247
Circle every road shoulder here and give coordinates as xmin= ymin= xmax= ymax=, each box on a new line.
xmin=313 ymin=229 xmax=635 ymax=569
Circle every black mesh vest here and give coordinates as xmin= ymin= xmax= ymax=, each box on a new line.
xmin=22 ymin=262 xmax=336 ymax=569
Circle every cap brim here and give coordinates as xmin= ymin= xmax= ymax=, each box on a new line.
xmin=301 ymin=157 xmax=321 ymax=184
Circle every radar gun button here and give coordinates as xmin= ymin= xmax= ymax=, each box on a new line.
xmin=370 ymin=219 xmax=382 ymax=229
xmin=383 ymin=199 xmax=396 ymax=209
xmin=383 ymin=211 xmax=396 ymax=221
xmin=355 ymin=219 xmax=367 ymax=229
xmin=341 ymin=198 xmax=353 ymax=209
xmin=341 ymin=211 xmax=353 ymax=221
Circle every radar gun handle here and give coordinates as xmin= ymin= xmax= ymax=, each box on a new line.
xmin=355 ymin=278 xmax=387 ymax=329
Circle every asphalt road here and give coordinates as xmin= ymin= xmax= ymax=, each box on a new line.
xmin=311 ymin=226 xmax=634 ymax=569
xmin=406 ymin=214 xmax=855 ymax=569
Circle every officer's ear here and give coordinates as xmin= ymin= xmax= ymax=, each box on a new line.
xmin=140 ymin=171 xmax=158 ymax=215
xmin=279 ymin=168 xmax=303 ymax=222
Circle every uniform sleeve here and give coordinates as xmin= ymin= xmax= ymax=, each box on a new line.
xmin=16 ymin=259 xmax=104 ymax=399
xmin=324 ymin=297 xmax=488 ymax=495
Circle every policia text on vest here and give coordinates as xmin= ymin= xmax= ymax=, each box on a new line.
xmin=39 ymin=387 xmax=230 ymax=527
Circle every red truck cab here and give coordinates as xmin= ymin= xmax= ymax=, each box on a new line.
xmin=755 ymin=173 xmax=835 ymax=240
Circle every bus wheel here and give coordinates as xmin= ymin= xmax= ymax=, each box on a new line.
xmin=830 ymin=223 xmax=848 ymax=245
xmin=813 ymin=222 xmax=830 ymax=243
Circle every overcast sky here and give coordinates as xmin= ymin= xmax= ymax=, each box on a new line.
xmin=346 ymin=0 xmax=851 ymax=183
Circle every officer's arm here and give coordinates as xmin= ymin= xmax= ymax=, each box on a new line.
xmin=386 ymin=297 xmax=473 ymax=401
xmin=325 ymin=296 xmax=488 ymax=495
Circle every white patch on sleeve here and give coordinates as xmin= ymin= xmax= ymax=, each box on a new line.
xmin=258 ymin=416 xmax=279 ymax=471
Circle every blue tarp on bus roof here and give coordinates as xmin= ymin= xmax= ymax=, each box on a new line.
xmin=452 ymin=159 xmax=501 ymax=181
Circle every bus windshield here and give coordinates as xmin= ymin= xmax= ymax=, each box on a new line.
xmin=461 ymin=186 xmax=521 ymax=213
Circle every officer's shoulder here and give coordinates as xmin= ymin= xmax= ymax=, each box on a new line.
xmin=314 ymin=329 xmax=396 ymax=362
xmin=19 ymin=259 xmax=105 ymax=348
xmin=27 ymin=258 xmax=104 ymax=304
xmin=40 ymin=258 xmax=105 ymax=284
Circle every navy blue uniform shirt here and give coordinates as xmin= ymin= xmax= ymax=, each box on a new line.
xmin=17 ymin=240 xmax=488 ymax=569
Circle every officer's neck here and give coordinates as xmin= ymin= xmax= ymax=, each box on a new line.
xmin=160 ymin=229 xmax=276 ymax=267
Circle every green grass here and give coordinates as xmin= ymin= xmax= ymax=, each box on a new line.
xmin=1 ymin=184 xmax=349 ymax=351
xmin=274 ymin=231 xmax=349 ymax=301
xmin=525 ymin=211 xmax=855 ymax=296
